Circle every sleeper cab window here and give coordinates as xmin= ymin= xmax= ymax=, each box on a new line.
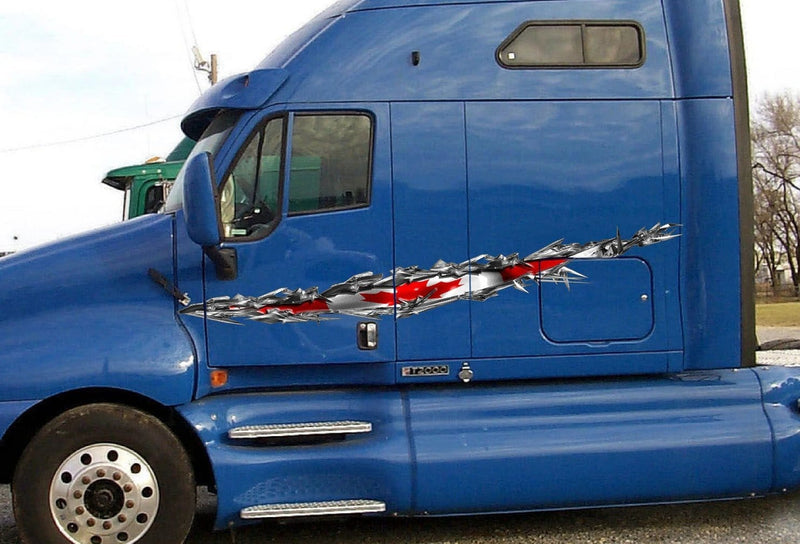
xmin=497 ymin=21 xmax=645 ymax=69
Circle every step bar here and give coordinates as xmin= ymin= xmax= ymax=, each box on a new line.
xmin=240 ymin=499 xmax=386 ymax=520
xmin=228 ymin=420 xmax=372 ymax=440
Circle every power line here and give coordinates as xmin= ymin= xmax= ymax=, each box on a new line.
xmin=174 ymin=0 xmax=203 ymax=94
xmin=183 ymin=0 xmax=202 ymax=50
xmin=0 ymin=114 xmax=183 ymax=154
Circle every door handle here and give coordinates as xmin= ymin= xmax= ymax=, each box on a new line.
xmin=358 ymin=322 xmax=378 ymax=350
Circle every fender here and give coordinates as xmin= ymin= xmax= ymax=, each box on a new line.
xmin=0 ymin=215 xmax=195 ymax=406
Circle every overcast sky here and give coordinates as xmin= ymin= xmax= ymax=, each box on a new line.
xmin=0 ymin=0 xmax=797 ymax=252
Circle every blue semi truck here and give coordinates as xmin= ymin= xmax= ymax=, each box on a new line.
xmin=0 ymin=1 xmax=793 ymax=543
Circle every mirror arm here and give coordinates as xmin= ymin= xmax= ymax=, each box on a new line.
xmin=204 ymin=246 xmax=238 ymax=281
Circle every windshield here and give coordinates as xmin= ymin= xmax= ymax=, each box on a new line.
xmin=163 ymin=110 xmax=242 ymax=212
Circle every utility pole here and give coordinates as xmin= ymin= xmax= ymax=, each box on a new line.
xmin=193 ymin=47 xmax=219 ymax=85
xmin=210 ymin=54 xmax=218 ymax=85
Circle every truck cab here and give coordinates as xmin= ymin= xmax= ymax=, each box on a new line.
xmin=3 ymin=2 xmax=798 ymax=544
xmin=102 ymin=137 xmax=194 ymax=220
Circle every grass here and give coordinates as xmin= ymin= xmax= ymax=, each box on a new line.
xmin=756 ymin=301 xmax=800 ymax=327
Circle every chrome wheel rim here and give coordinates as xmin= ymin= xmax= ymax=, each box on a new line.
xmin=49 ymin=443 xmax=159 ymax=544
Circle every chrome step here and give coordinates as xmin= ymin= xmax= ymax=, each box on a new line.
xmin=240 ymin=499 xmax=386 ymax=519
xmin=228 ymin=420 xmax=372 ymax=440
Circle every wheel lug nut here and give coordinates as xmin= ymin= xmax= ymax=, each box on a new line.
xmin=117 ymin=514 xmax=127 ymax=523
xmin=87 ymin=518 xmax=96 ymax=527
xmin=103 ymin=521 xmax=112 ymax=530
xmin=125 ymin=500 xmax=135 ymax=509
xmin=82 ymin=476 xmax=91 ymax=485
xmin=123 ymin=484 xmax=133 ymax=493
xmin=96 ymin=469 xmax=106 ymax=478
xmin=75 ymin=506 xmax=85 ymax=515
xmin=73 ymin=490 xmax=82 ymax=499
xmin=113 ymin=472 xmax=122 ymax=481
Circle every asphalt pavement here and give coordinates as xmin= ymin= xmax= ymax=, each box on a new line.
xmin=3 ymin=485 xmax=800 ymax=544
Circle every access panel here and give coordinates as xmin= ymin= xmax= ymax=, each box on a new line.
xmin=540 ymin=258 xmax=654 ymax=343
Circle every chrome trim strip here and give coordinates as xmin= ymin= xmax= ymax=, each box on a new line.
xmin=228 ymin=420 xmax=372 ymax=439
xmin=240 ymin=499 xmax=386 ymax=519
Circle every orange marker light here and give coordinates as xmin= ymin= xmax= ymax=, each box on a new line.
xmin=210 ymin=370 xmax=228 ymax=388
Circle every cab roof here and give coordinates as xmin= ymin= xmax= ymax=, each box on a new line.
xmin=331 ymin=0 xmax=551 ymax=11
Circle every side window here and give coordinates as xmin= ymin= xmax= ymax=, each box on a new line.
xmin=220 ymin=117 xmax=284 ymax=238
xmin=497 ymin=21 xmax=644 ymax=69
xmin=143 ymin=184 xmax=165 ymax=214
xmin=288 ymin=114 xmax=372 ymax=215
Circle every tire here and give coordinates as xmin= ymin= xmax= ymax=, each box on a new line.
xmin=12 ymin=403 xmax=195 ymax=544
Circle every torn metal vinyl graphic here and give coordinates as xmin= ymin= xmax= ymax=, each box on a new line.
xmin=180 ymin=224 xmax=678 ymax=324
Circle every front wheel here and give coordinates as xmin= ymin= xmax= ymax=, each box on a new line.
xmin=13 ymin=404 xmax=195 ymax=544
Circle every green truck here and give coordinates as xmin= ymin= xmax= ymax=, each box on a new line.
xmin=102 ymin=137 xmax=195 ymax=219
xmin=102 ymin=137 xmax=323 ymax=220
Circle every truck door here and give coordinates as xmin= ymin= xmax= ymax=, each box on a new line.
xmin=391 ymin=102 xmax=471 ymax=362
xmin=193 ymin=105 xmax=396 ymax=372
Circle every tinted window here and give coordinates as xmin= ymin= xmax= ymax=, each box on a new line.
xmin=288 ymin=114 xmax=372 ymax=215
xmin=143 ymin=185 xmax=165 ymax=214
xmin=164 ymin=110 xmax=240 ymax=212
xmin=497 ymin=21 xmax=644 ymax=68
xmin=220 ymin=117 xmax=284 ymax=238
xmin=584 ymin=25 xmax=642 ymax=65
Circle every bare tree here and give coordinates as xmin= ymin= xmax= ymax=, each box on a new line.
xmin=752 ymin=92 xmax=800 ymax=297
xmin=754 ymin=179 xmax=781 ymax=288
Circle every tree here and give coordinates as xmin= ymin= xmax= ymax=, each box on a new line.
xmin=752 ymin=92 xmax=800 ymax=297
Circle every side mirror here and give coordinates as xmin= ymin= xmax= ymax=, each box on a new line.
xmin=183 ymin=153 xmax=238 ymax=280
xmin=183 ymin=152 xmax=221 ymax=247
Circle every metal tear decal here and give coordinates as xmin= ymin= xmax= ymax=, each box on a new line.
xmin=180 ymin=224 xmax=678 ymax=325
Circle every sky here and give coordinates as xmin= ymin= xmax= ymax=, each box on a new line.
xmin=0 ymin=0 xmax=798 ymax=252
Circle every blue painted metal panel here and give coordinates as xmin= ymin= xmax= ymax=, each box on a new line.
xmin=391 ymin=102 xmax=470 ymax=361
xmin=182 ymin=70 xmax=288 ymax=140
xmin=261 ymin=0 xmax=673 ymax=104
xmin=541 ymin=258 xmax=654 ymax=343
xmin=0 ymin=216 xmax=196 ymax=406
xmin=659 ymin=100 xmax=684 ymax=358
xmin=396 ymin=352 xmax=675 ymax=383
xmin=176 ymin=390 xmax=412 ymax=529
xmin=173 ymin=209 xmax=211 ymax=396
xmin=755 ymin=366 xmax=800 ymax=492
xmin=348 ymin=0 xmax=594 ymax=8
xmin=465 ymin=100 xmax=679 ymax=366
xmin=662 ymin=0 xmax=733 ymax=99
xmin=205 ymin=363 xmax=396 ymax=395
xmin=676 ymin=99 xmax=741 ymax=370
xmin=409 ymin=369 xmax=772 ymax=513
xmin=177 ymin=367 xmax=779 ymax=530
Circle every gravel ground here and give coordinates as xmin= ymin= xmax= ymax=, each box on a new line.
xmin=757 ymin=326 xmax=800 ymax=344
